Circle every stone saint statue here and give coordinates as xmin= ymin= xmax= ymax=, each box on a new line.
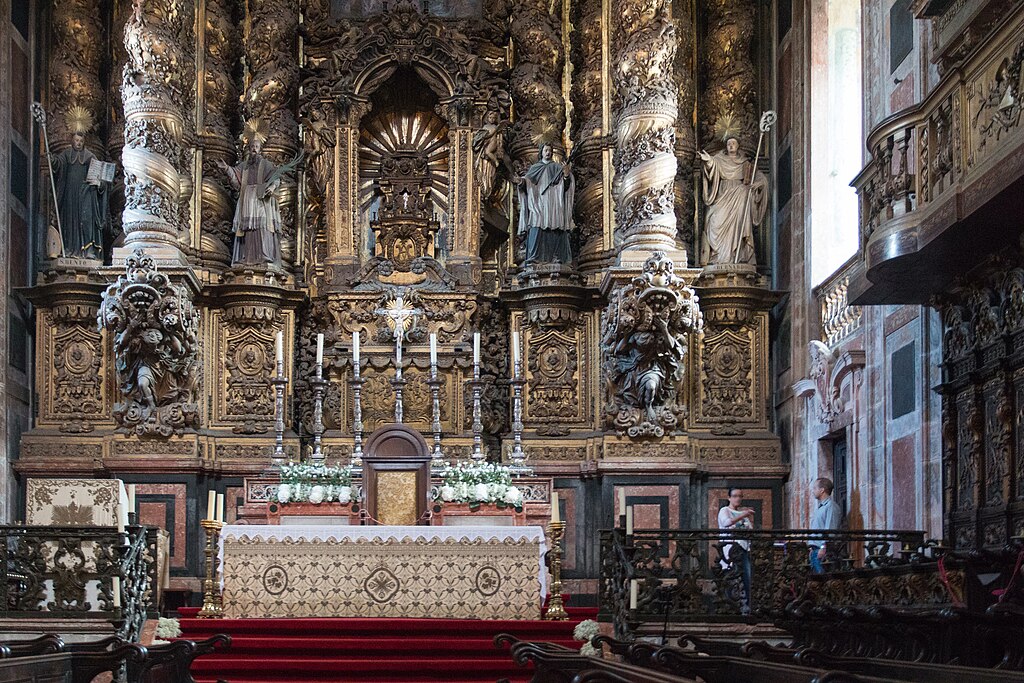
xmin=217 ymin=129 xmax=283 ymax=268
xmin=513 ymin=142 xmax=575 ymax=266
xmin=699 ymin=135 xmax=768 ymax=266
xmin=472 ymin=110 xmax=508 ymax=202
xmin=53 ymin=131 xmax=109 ymax=259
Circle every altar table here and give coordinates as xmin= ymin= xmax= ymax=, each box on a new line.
xmin=219 ymin=525 xmax=547 ymax=620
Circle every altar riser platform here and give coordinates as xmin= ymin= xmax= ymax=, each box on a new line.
xmin=178 ymin=608 xmax=594 ymax=683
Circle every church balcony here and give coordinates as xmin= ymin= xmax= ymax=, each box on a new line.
xmin=849 ymin=2 xmax=1024 ymax=305
xmin=813 ymin=256 xmax=863 ymax=350
xmin=1 ymin=525 xmax=153 ymax=642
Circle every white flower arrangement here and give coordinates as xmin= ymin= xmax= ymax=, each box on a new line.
xmin=277 ymin=462 xmax=355 ymax=505
xmin=155 ymin=617 xmax=181 ymax=640
xmin=573 ymin=619 xmax=600 ymax=642
xmin=434 ymin=462 xmax=524 ymax=512
xmin=573 ymin=619 xmax=601 ymax=657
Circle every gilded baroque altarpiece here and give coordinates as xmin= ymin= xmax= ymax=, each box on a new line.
xmin=19 ymin=0 xmax=780 ymax=586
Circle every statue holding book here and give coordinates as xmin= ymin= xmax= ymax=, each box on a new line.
xmin=45 ymin=106 xmax=112 ymax=260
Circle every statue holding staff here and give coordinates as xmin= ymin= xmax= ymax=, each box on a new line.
xmin=33 ymin=104 xmax=110 ymax=260
xmin=698 ymin=112 xmax=775 ymax=266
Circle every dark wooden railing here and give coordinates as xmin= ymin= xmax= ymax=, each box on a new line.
xmin=598 ymin=528 xmax=928 ymax=639
xmin=1 ymin=525 xmax=153 ymax=641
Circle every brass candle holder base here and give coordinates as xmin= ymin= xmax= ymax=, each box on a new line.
xmin=197 ymin=519 xmax=225 ymax=619
xmin=545 ymin=520 xmax=569 ymax=621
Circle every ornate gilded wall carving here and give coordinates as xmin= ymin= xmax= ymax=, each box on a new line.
xmin=699 ymin=0 xmax=758 ymax=152
xmin=508 ymin=0 xmax=565 ymax=165
xmin=602 ymin=252 xmax=702 ymax=438
xmin=939 ymin=250 xmax=1024 ymax=549
xmin=569 ymin=0 xmax=604 ymax=263
xmin=672 ymin=0 xmax=695 ymax=256
xmin=97 ymin=250 xmax=201 ymax=435
xmin=49 ymin=0 xmax=106 ymax=155
xmin=33 ymin=292 xmax=110 ymax=434
xmin=120 ymin=0 xmax=195 ymax=257
xmin=243 ymin=0 xmax=299 ymax=262
xmin=612 ymin=0 xmax=679 ymax=253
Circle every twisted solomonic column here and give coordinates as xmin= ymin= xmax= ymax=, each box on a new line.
xmin=200 ymin=0 xmax=242 ymax=266
xmin=612 ymin=0 xmax=679 ymax=255
xmin=672 ymin=0 xmax=696 ymax=258
xmin=569 ymin=0 xmax=605 ymax=268
xmin=700 ymin=0 xmax=758 ymax=152
xmin=49 ymin=0 xmax=106 ymax=154
xmin=509 ymin=0 xmax=566 ymax=166
xmin=120 ymin=0 xmax=194 ymax=262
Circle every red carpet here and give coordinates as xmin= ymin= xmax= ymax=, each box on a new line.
xmin=178 ymin=606 xmax=596 ymax=683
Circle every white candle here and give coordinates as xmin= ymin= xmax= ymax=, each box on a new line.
xmin=512 ymin=330 xmax=520 ymax=371
xmin=112 ymin=577 xmax=121 ymax=608
xmin=216 ymin=494 xmax=225 ymax=524
xmin=618 ymin=489 xmax=626 ymax=518
xmin=430 ymin=333 xmax=437 ymax=366
xmin=626 ymin=506 xmax=634 ymax=535
xmin=551 ymin=491 xmax=560 ymax=523
xmin=116 ymin=505 xmax=125 ymax=534
xmin=629 ymin=579 xmax=638 ymax=609
xmin=207 ymin=491 xmax=216 ymax=521
xmin=316 ymin=333 xmax=324 ymax=364
xmin=473 ymin=332 xmax=480 ymax=365
xmin=127 ymin=485 xmax=136 ymax=516
xmin=276 ymin=330 xmax=283 ymax=364
xmin=353 ymin=332 xmax=360 ymax=363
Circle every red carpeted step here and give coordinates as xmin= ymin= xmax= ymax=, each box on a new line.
xmin=178 ymin=612 xmax=587 ymax=682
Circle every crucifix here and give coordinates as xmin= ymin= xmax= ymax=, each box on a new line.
xmin=374 ymin=290 xmax=422 ymax=423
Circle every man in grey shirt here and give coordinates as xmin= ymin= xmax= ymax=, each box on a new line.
xmin=809 ymin=477 xmax=841 ymax=573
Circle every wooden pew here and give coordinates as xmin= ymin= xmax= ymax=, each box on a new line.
xmin=494 ymin=634 xmax=695 ymax=683
xmin=0 ymin=634 xmax=229 ymax=683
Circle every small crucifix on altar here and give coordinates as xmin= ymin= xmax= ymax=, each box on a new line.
xmin=374 ymin=290 xmax=422 ymax=423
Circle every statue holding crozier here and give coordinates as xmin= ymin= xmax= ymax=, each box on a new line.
xmin=513 ymin=142 xmax=575 ymax=266
xmin=33 ymin=104 xmax=112 ymax=260
xmin=698 ymin=111 xmax=775 ymax=266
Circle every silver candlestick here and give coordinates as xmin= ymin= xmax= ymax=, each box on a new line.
xmin=509 ymin=358 xmax=530 ymax=474
xmin=471 ymin=358 xmax=484 ymax=462
xmin=428 ymin=360 xmax=444 ymax=468
xmin=271 ymin=355 xmax=288 ymax=466
xmin=310 ymin=360 xmax=327 ymax=463
xmin=351 ymin=358 xmax=364 ymax=470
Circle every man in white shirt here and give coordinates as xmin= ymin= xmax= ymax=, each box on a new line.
xmin=809 ymin=477 xmax=841 ymax=573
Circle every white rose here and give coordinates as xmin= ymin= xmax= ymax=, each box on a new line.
xmin=504 ymin=486 xmax=522 ymax=505
xmin=277 ymin=484 xmax=291 ymax=504
xmin=338 ymin=486 xmax=352 ymax=504
xmin=308 ymin=485 xmax=325 ymax=505
xmin=440 ymin=485 xmax=456 ymax=502
xmin=455 ymin=483 xmax=469 ymax=499
xmin=473 ymin=483 xmax=490 ymax=502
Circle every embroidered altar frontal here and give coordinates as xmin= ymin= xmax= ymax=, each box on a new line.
xmin=221 ymin=526 xmax=545 ymax=620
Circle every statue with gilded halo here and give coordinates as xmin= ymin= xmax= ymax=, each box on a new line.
xmin=699 ymin=114 xmax=769 ymax=266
